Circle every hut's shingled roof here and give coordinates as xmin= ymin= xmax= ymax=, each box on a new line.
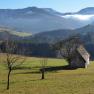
xmin=77 ymin=45 xmax=90 ymax=62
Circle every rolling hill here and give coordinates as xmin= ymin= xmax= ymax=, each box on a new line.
xmin=0 ymin=27 xmax=31 ymax=40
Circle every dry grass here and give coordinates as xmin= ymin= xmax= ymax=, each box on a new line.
xmin=0 ymin=54 xmax=94 ymax=94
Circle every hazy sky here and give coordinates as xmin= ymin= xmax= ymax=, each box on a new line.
xmin=0 ymin=0 xmax=94 ymax=12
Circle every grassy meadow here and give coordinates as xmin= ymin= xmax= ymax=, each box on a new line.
xmin=0 ymin=54 xmax=94 ymax=94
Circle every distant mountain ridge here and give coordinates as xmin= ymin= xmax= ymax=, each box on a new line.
xmin=78 ymin=7 xmax=94 ymax=14
xmin=63 ymin=7 xmax=94 ymax=15
xmin=0 ymin=7 xmax=94 ymax=34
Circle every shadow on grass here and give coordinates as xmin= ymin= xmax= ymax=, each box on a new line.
xmin=13 ymin=65 xmax=78 ymax=75
xmin=40 ymin=65 xmax=78 ymax=72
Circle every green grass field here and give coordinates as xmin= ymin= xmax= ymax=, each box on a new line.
xmin=0 ymin=55 xmax=94 ymax=94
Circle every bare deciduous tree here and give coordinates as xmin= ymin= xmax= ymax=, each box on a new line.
xmin=1 ymin=40 xmax=25 ymax=90
xmin=40 ymin=57 xmax=48 ymax=79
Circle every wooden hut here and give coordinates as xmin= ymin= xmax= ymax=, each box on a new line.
xmin=70 ymin=45 xmax=90 ymax=68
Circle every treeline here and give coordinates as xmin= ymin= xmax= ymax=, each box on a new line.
xmin=0 ymin=37 xmax=94 ymax=59
xmin=0 ymin=40 xmax=57 ymax=57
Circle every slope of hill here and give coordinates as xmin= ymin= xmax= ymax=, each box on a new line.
xmin=76 ymin=24 xmax=94 ymax=34
xmin=30 ymin=29 xmax=77 ymax=43
xmin=78 ymin=7 xmax=94 ymax=14
xmin=30 ymin=24 xmax=94 ymax=43
xmin=0 ymin=27 xmax=31 ymax=40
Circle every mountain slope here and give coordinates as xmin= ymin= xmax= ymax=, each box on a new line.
xmin=76 ymin=24 xmax=94 ymax=34
xmin=78 ymin=7 xmax=94 ymax=14
xmin=30 ymin=29 xmax=77 ymax=43
xmin=30 ymin=24 xmax=94 ymax=43
xmin=0 ymin=27 xmax=31 ymax=40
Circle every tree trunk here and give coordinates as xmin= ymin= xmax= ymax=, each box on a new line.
xmin=7 ymin=69 xmax=11 ymax=90
xmin=41 ymin=68 xmax=45 ymax=79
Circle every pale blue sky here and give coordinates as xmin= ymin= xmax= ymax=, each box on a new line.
xmin=0 ymin=0 xmax=94 ymax=12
